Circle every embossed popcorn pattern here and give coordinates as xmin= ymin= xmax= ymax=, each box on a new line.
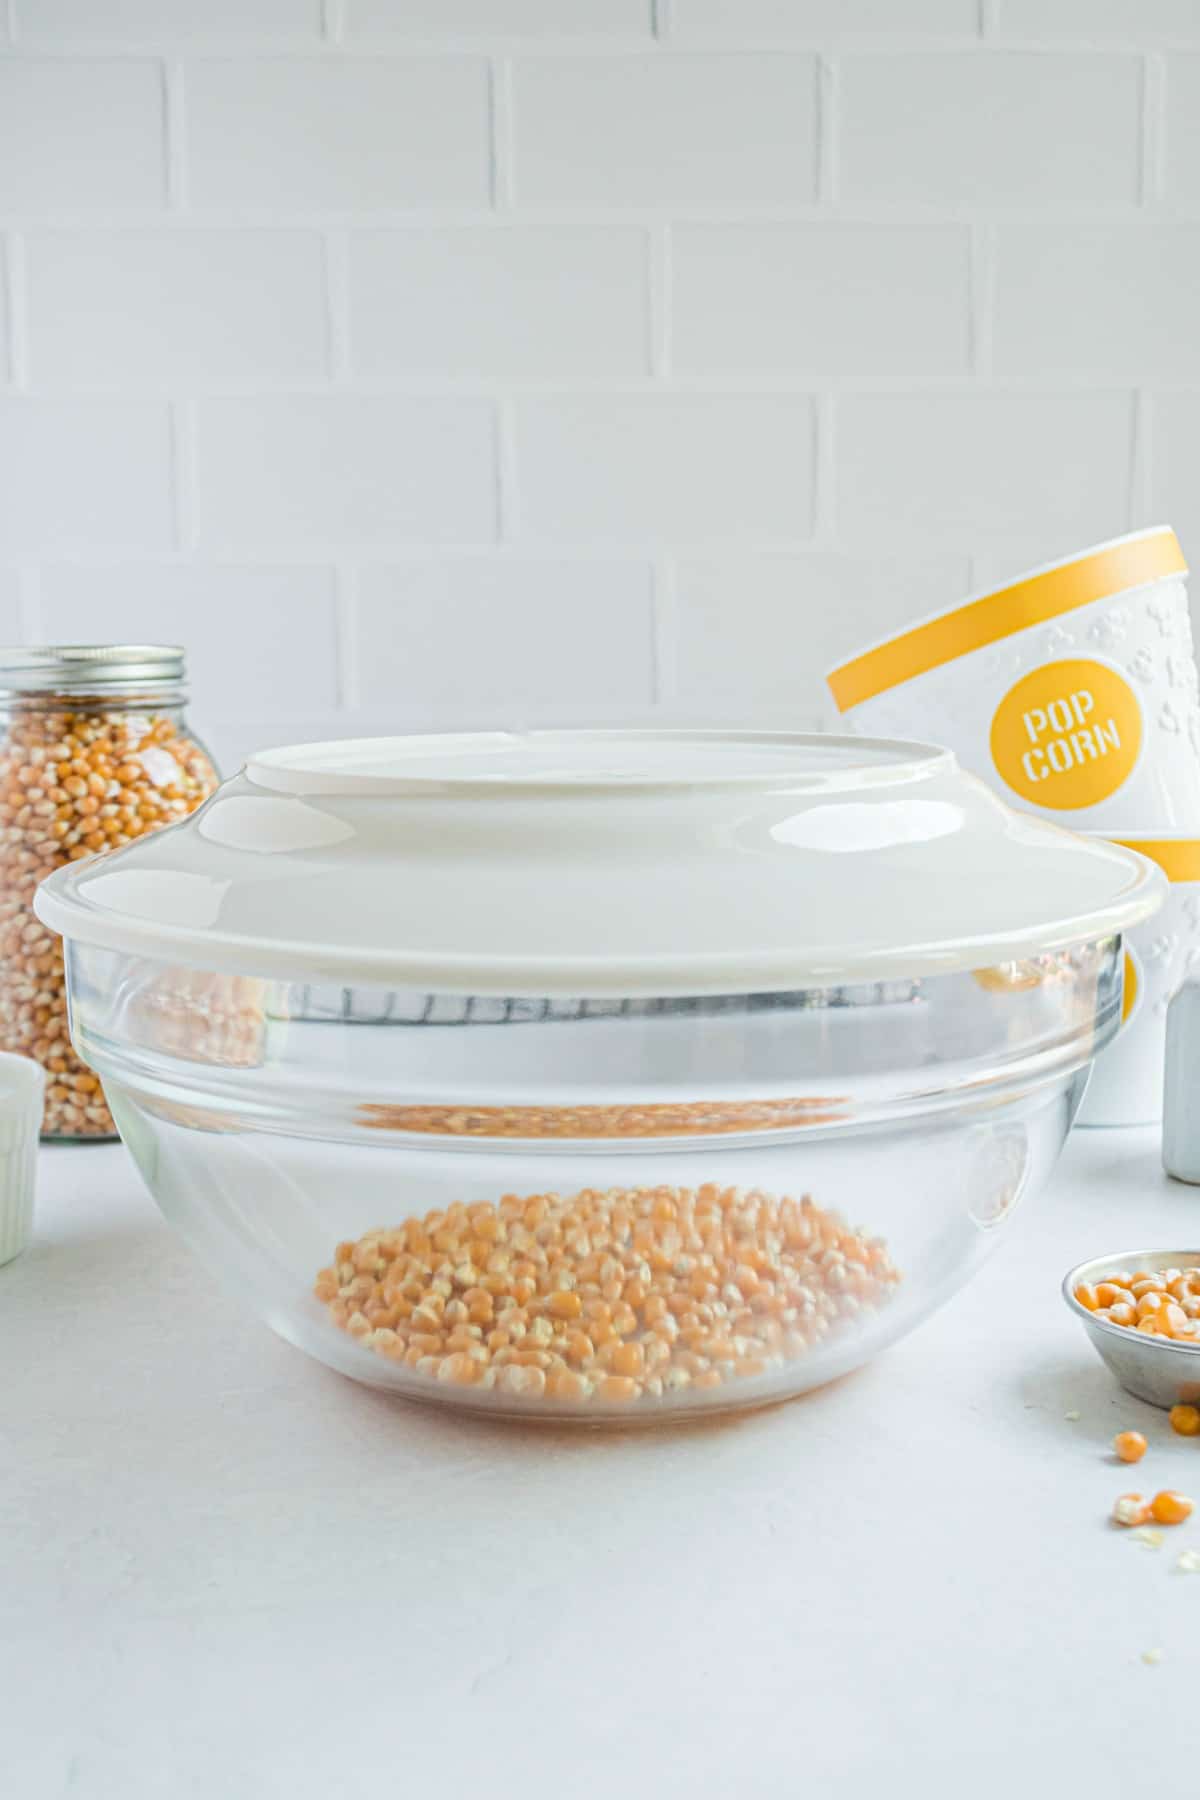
xmin=845 ymin=577 xmax=1200 ymax=832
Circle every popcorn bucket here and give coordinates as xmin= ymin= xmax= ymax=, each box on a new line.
xmin=1079 ymin=836 xmax=1200 ymax=1127
xmin=826 ymin=528 xmax=1199 ymax=831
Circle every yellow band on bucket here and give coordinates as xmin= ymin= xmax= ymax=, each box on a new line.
xmin=1111 ymin=838 xmax=1200 ymax=884
xmin=826 ymin=528 xmax=1187 ymax=713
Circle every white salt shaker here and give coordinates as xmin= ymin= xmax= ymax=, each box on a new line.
xmin=1164 ymin=974 xmax=1200 ymax=1183
xmin=0 ymin=1053 xmax=44 ymax=1265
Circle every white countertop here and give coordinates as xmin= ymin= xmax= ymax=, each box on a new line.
xmin=4 ymin=1126 xmax=1198 ymax=1799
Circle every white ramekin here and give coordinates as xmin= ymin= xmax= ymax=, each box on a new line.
xmin=0 ymin=1053 xmax=45 ymax=1266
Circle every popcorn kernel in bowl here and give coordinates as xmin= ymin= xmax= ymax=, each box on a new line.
xmin=315 ymin=1183 xmax=901 ymax=1410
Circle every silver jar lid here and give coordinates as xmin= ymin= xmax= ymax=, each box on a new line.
xmin=0 ymin=645 xmax=186 ymax=694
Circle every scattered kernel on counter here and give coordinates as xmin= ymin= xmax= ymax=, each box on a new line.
xmin=1170 ymin=1404 xmax=1200 ymax=1437
xmin=1113 ymin=1493 xmax=1153 ymax=1527
xmin=1176 ymin=1549 xmax=1200 ymax=1573
xmin=1075 ymin=1266 xmax=1200 ymax=1341
xmin=1131 ymin=1527 xmax=1165 ymax=1549
xmin=1064 ymin=1410 xmax=1081 ymax=1421
xmin=1150 ymin=1490 xmax=1195 ymax=1526
xmin=1142 ymin=1649 xmax=1164 ymax=1666
xmin=1114 ymin=1430 xmax=1148 ymax=1463
xmin=314 ymin=1184 xmax=901 ymax=1407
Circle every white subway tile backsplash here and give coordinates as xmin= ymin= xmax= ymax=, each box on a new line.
xmin=671 ymin=224 xmax=970 ymax=376
xmin=0 ymin=243 xmax=9 ymax=386
xmin=26 ymin=231 xmax=329 ymax=387
xmin=347 ymin=0 xmax=652 ymax=34
xmin=185 ymin=59 xmax=491 ymax=212
xmin=0 ymin=61 xmax=165 ymax=213
xmin=0 ymin=8 xmax=1186 ymax=748
xmin=38 ymin=565 xmax=341 ymax=718
xmin=839 ymin=53 xmax=1142 ymax=210
xmin=512 ymin=55 xmax=818 ymax=210
xmin=194 ymin=398 xmax=498 ymax=547
xmin=994 ymin=226 xmax=1200 ymax=379
xmin=355 ymin=560 xmax=655 ymax=711
xmin=1149 ymin=394 xmax=1200 ymax=577
xmin=513 ymin=396 xmax=816 ymax=542
xmin=671 ymin=0 xmax=978 ymax=36
xmin=0 ymin=401 xmax=174 ymax=551
xmin=0 ymin=572 xmax=23 ymax=642
xmin=674 ymin=553 xmax=971 ymax=719
xmin=1165 ymin=56 xmax=1200 ymax=210
xmin=16 ymin=0 xmax=323 ymax=38
xmin=347 ymin=228 xmax=649 ymax=378
xmin=999 ymin=1 xmax=1200 ymax=39
xmin=835 ymin=391 xmax=1135 ymax=546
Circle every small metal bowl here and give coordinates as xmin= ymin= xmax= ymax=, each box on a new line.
xmin=1063 ymin=1249 xmax=1200 ymax=1409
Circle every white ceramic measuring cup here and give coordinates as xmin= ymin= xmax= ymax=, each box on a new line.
xmin=0 ymin=1053 xmax=45 ymax=1266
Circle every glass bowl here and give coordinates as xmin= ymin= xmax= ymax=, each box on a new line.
xmin=64 ymin=948 xmax=1116 ymax=1421
xmin=37 ymin=730 xmax=1162 ymax=1422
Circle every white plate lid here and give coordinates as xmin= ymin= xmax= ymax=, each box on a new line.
xmin=34 ymin=730 xmax=1164 ymax=995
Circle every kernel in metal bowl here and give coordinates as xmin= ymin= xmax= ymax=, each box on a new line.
xmin=1062 ymin=1248 xmax=1200 ymax=1409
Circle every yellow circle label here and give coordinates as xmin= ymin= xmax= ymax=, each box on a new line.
xmin=1121 ymin=949 xmax=1140 ymax=1026
xmin=989 ymin=658 xmax=1142 ymax=810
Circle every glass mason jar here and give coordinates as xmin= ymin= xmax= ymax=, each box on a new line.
xmin=0 ymin=646 xmax=218 ymax=1141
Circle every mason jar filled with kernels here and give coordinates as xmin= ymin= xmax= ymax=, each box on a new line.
xmin=0 ymin=646 xmax=218 ymax=1140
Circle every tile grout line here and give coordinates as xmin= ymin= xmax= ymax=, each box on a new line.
xmin=0 ymin=31 xmax=1148 ymax=54
xmin=17 ymin=566 xmax=42 ymax=644
xmin=0 ymin=206 xmax=1186 ymax=229
xmin=812 ymin=392 xmax=836 ymax=545
xmin=323 ymin=230 xmax=351 ymax=382
xmin=0 ymin=541 xmax=1011 ymax=569
xmin=648 ymin=226 xmax=670 ymax=378
xmin=333 ymin=563 xmax=359 ymax=710
xmin=0 ymin=374 xmax=1179 ymax=400
xmin=494 ymin=401 xmax=518 ymax=542
xmin=1131 ymin=390 xmax=1152 ymax=527
xmin=163 ymin=58 xmax=187 ymax=212
xmin=651 ymin=553 xmax=678 ymax=706
xmin=490 ymin=57 xmax=516 ymax=211
xmin=3 ymin=231 xmax=27 ymax=389
xmin=169 ymin=400 xmax=198 ymax=553
xmin=816 ymin=54 xmax=837 ymax=210
xmin=1142 ymin=51 xmax=1169 ymax=210
xmin=968 ymin=223 xmax=996 ymax=381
